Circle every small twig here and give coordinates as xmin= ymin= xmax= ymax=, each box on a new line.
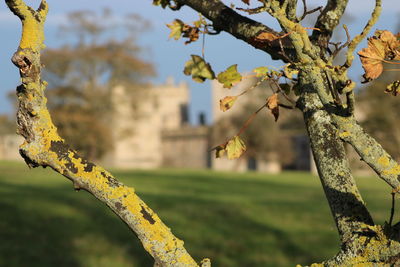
xmin=389 ymin=191 xmax=396 ymax=226
xmin=201 ymin=25 xmax=206 ymax=59
xmin=278 ymin=38 xmax=294 ymax=64
xmin=331 ymin=25 xmax=351 ymax=59
xmin=324 ymin=70 xmax=342 ymax=105
xmin=343 ymin=0 xmax=382 ymax=69
xmin=237 ymin=104 xmax=267 ymax=136
xmin=271 ymin=79 xmax=296 ymax=106
xmin=237 ymin=75 xmax=268 ymax=97
xmin=299 ymin=0 xmax=323 ymax=21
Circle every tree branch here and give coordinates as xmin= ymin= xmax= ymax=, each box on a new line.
xmin=6 ymin=1 xmax=204 ymax=266
xmin=297 ymin=71 xmax=374 ymax=243
xmin=337 ymin=117 xmax=400 ymax=190
xmin=310 ymin=0 xmax=349 ymax=51
xmin=173 ymin=0 xmax=294 ymax=61
xmin=343 ymin=0 xmax=382 ymax=68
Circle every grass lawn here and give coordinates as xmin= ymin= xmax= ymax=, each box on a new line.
xmin=0 ymin=161 xmax=394 ymax=267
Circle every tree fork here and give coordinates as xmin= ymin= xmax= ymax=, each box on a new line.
xmin=297 ymin=72 xmax=374 ymax=243
xmin=6 ymin=0 xmax=206 ymax=266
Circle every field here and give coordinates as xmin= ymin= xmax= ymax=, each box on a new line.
xmin=0 ymin=161 xmax=394 ymax=267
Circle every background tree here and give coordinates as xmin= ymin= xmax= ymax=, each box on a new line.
xmin=5 ymin=0 xmax=400 ymax=266
xmin=42 ymin=10 xmax=154 ymax=160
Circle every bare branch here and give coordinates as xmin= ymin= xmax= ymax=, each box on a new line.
xmin=338 ymin=118 xmax=400 ymax=190
xmin=343 ymin=0 xmax=382 ymax=68
xmin=299 ymin=0 xmax=322 ymax=22
xmin=311 ymin=0 xmax=349 ymax=51
xmin=174 ymin=0 xmax=294 ymax=61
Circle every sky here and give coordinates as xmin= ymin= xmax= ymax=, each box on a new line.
xmin=0 ymin=0 xmax=399 ymax=124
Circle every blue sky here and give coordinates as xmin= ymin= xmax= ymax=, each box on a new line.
xmin=0 ymin=0 xmax=399 ymax=124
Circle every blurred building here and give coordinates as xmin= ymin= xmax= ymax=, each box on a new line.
xmin=0 ymin=134 xmax=23 ymax=162
xmin=0 ymin=77 xmax=313 ymax=173
xmin=102 ymin=78 xmax=210 ymax=169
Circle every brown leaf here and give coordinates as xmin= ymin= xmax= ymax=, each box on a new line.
xmin=358 ymin=37 xmax=385 ymax=81
xmin=255 ymin=32 xmax=281 ymax=42
xmin=241 ymin=0 xmax=250 ymax=5
xmin=358 ymin=30 xmax=400 ymax=82
xmin=266 ymin=93 xmax=279 ymax=121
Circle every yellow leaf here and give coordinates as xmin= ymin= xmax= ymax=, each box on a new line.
xmin=217 ymin=64 xmax=242 ymax=88
xmin=183 ymin=55 xmax=215 ymax=83
xmin=166 ymin=19 xmax=184 ymax=40
xmin=226 ymin=136 xmax=246 ymax=159
xmin=219 ymin=96 xmax=238 ymax=112
xmin=253 ymin=66 xmax=269 ymax=77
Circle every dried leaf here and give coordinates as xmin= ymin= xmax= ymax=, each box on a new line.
xmin=167 ymin=19 xmax=200 ymax=44
xmin=358 ymin=37 xmax=385 ymax=82
xmin=358 ymin=30 xmax=400 ymax=82
xmin=385 ymin=80 xmax=400 ymax=96
xmin=219 ymin=96 xmax=238 ymax=112
xmin=377 ymin=30 xmax=400 ymax=58
xmin=182 ymin=26 xmax=199 ymax=45
xmin=217 ymin=64 xmax=242 ymax=88
xmin=183 ymin=55 xmax=215 ymax=83
xmin=266 ymin=93 xmax=279 ymax=121
xmin=255 ymin=32 xmax=281 ymax=42
xmin=226 ymin=136 xmax=246 ymax=159
xmin=253 ymin=66 xmax=269 ymax=77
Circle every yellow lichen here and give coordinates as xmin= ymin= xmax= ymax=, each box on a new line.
xmin=377 ymin=156 xmax=390 ymax=167
xmin=339 ymin=131 xmax=350 ymax=138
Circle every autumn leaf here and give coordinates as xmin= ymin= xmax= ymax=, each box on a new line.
xmin=385 ymin=80 xmax=400 ymax=96
xmin=255 ymin=32 xmax=281 ymax=42
xmin=219 ymin=96 xmax=238 ymax=112
xmin=266 ymin=93 xmax=279 ymax=121
xmin=183 ymin=55 xmax=215 ymax=83
xmin=377 ymin=30 xmax=400 ymax=59
xmin=253 ymin=66 xmax=269 ymax=77
xmin=358 ymin=37 xmax=385 ymax=81
xmin=167 ymin=19 xmax=200 ymax=44
xmin=226 ymin=136 xmax=246 ymax=159
xmin=167 ymin=19 xmax=185 ymax=40
xmin=358 ymin=30 xmax=400 ymax=82
xmin=217 ymin=64 xmax=242 ymax=88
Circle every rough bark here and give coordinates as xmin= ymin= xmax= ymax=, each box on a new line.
xmin=6 ymin=0 xmax=207 ymax=266
xmin=173 ymin=0 xmax=295 ymax=61
xmin=297 ymin=72 xmax=374 ymax=243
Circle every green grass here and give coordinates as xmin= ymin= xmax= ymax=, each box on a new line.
xmin=0 ymin=161 xmax=394 ymax=267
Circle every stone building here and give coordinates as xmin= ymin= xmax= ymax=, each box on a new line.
xmin=0 ymin=77 xmax=312 ymax=173
xmin=102 ymin=78 xmax=210 ymax=169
